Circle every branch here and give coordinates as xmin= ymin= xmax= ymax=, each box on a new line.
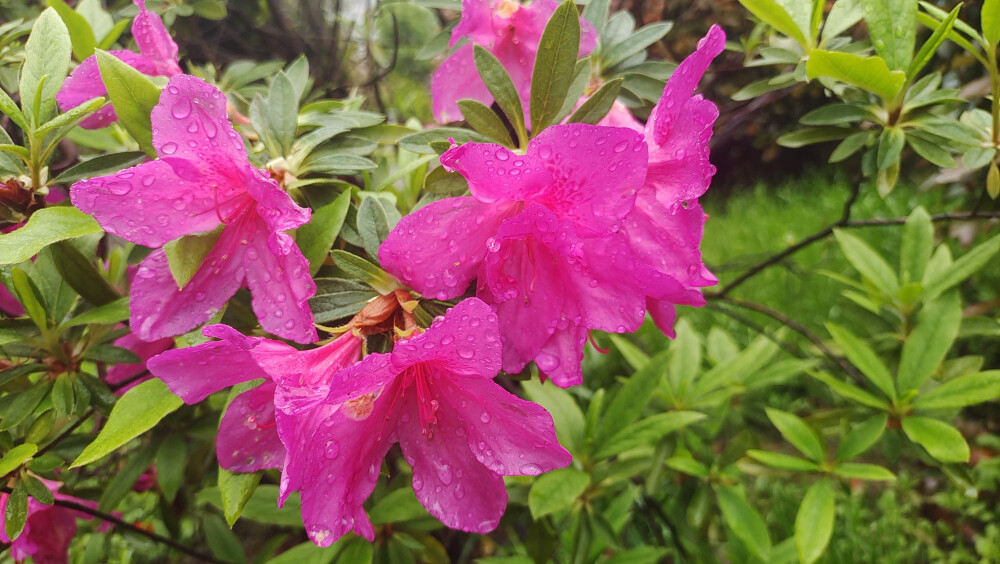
xmin=34 ymin=409 xmax=93 ymax=458
xmin=0 ymin=487 xmax=228 ymax=564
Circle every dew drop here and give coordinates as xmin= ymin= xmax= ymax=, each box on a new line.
xmin=480 ymin=410 xmax=491 ymax=423
xmin=160 ymin=142 xmax=178 ymax=155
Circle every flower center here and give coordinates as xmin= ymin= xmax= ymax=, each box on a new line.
xmin=407 ymin=362 xmax=440 ymax=437
xmin=496 ymin=0 xmax=520 ymax=18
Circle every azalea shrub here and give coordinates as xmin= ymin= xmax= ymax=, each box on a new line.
xmin=1 ymin=0 xmax=1000 ymax=563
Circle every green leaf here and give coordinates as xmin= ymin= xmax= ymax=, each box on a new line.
xmin=822 ymin=0 xmax=863 ymax=42
xmin=908 ymin=5 xmax=958 ymax=78
xmin=602 ymin=21 xmax=672 ymax=70
xmin=862 ymin=0 xmax=916 ymax=71
xmin=356 ymin=196 xmax=392 ymax=264
xmin=48 ymin=0 xmax=97 ymax=61
xmin=36 ymin=96 xmax=104 ymax=135
xmin=901 ymin=416 xmax=969 ymax=463
xmin=218 ymin=468 xmax=262 ymax=527
xmin=0 ymin=87 xmax=29 ymax=133
xmin=0 ymin=207 xmax=102 ymax=265
xmin=665 ymin=455 xmax=710 ymax=477
xmin=829 ymin=131 xmax=873 ymax=163
xmin=329 ymin=250 xmax=399 ymax=295
xmin=398 ymin=127 xmax=490 ymax=155
xmin=163 ymin=225 xmax=225 ymax=289
xmin=63 ymin=297 xmax=129 ymax=327
xmin=23 ymin=475 xmax=54 ymax=505
xmin=309 ymin=277 xmax=378 ymax=323
xmin=0 ymin=443 xmax=37 ymax=478
xmin=50 ymin=240 xmax=119 ymax=305
xmin=833 ymin=229 xmax=898 ymax=295
xmin=715 ymin=484 xmax=772 ymax=559
xmin=913 ymin=370 xmax=1000 ymax=409
xmin=984 ymin=0 xmax=1000 ymax=46
xmin=5 ymin=481 xmax=28 ymax=540
xmin=739 ymin=0 xmax=809 ymax=46
xmin=11 ymin=267 xmax=49 ymax=330
xmin=601 ymin=547 xmax=669 ymax=564
xmin=0 ymin=382 xmax=52 ymax=431
xmin=776 ymin=126 xmax=850 ymax=148
xmin=746 ymin=450 xmax=821 ymax=471
xmin=825 ymin=323 xmax=895 ymax=400
xmin=877 ymin=127 xmax=905 ymax=170
xmin=52 ymin=151 xmax=147 ymax=184
xmin=71 ymin=379 xmax=183 ymax=467
xmin=298 ymin=190 xmax=350 ymax=276
xmin=799 ymin=103 xmax=872 ymax=125
xmin=458 ymin=99 xmax=515 ymax=146
xmin=95 ymin=49 xmax=162 ymax=157
xmin=594 ymin=349 xmax=670 ymax=448
xmin=806 ymin=50 xmax=905 ymax=102
xmin=833 ymin=462 xmax=896 ymax=481
xmin=566 ymin=78 xmax=624 ymax=125
xmin=897 ymin=291 xmax=961 ymax=394
xmin=595 ymin=411 xmax=706 ymax=458
xmin=204 ymin=512 xmax=248 ymax=564
xmin=82 ymin=343 xmax=141 ymax=364
xmin=20 ymin=8 xmax=72 ymax=126
xmin=528 ymin=467 xmax=589 ymax=519
xmin=423 ymin=165 xmax=469 ymax=195
xmin=765 ymin=408 xmax=826 ymax=462
xmin=522 ymin=379 xmax=585 ymax=455
xmin=835 ymin=414 xmax=887 ymax=462
xmin=900 ymin=206 xmax=932 ymax=284
xmin=52 ymin=373 xmax=75 ymax=415
xmin=989 ymin=162 xmax=1000 ymax=200
xmin=921 ymin=233 xmax=1000 ymax=300
xmin=156 ymin=434 xmax=187 ymax=503
xmin=795 ymin=478 xmax=835 ymax=564
xmin=267 ymin=71 xmax=298 ymax=156
xmin=529 ymin=0 xmax=581 ymax=133
xmin=473 ymin=45 xmax=526 ymax=144
xmin=369 ymin=487 xmax=429 ymax=524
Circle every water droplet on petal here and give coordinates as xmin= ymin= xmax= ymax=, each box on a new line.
xmin=160 ymin=142 xmax=178 ymax=155
xmin=480 ymin=410 xmax=491 ymax=423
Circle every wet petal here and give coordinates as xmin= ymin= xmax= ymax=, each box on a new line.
xmin=647 ymin=297 xmax=678 ymax=338
xmin=389 ymin=298 xmax=502 ymax=378
xmin=380 ymin=197 xmax=514 ymax=300
xmin=431 ymin=44 xmax=493 ymax=123
xmin=147 ymin=324 xmax=267 ymax=403
xmin=529 ymin=124 xmax=647 ymax=236
xmin=645 ymin=96 xmax=719 ymax=205
xmin=441 ymin=144 xmax=552 ymax=204
xmin=247 ymin=168 xmax=311 ymax=233
xmin=450 ymin=0 xmax=499 ymax=47
xmin=253 ymin=333 xmax=363 ymax=414
xmin=533 ymin=323 xmax=587 ymax=388
xmin=243 ymin=222 xmax=317 ymax=344
xmin=132 ymin=0 xmax=182 ymax=76
xmin=71 ymin=159 xmax=221 ymax=247
xmin=129 ymin=226 xmax=247 ymax=341
xmin=440 ymin=376 xmax=570 ymax=475
xmin=326 ymin=351 xmax=401 ymax=405
xmin=56 ymin=51 xmax=159 ymax=129
xmin=217 ymin=382 xmax=285 ymax=472
xmin=397 ymin=393 xmax=506 ymax=533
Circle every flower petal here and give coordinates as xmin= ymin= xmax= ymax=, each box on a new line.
xmin=70 ymin=159 xmax=221 ymax=247
xmin=450 ymin=0 xmax=499 ymax=47
xmin=253 ymin=333 xmax=363 ymax=414
xmin=440 ymin=375 xmax=571 ymax=475
xmin=325 ymin=351 xmax=400 ymax=405
xmin=243 ymin=223 xmax=317 ymax=344
xmin=56 ymin=50 xmax=159 ymax=129
xmin=104 ymin=330 xmax=172 ymax=393
xmin=647 ymin=297 xmax=678 ymax=338
xmin=278 ymin=382 xmax=399 ymax=545
xmin=533 ymin=323 xmax=587 ymax=388
xmin=217 ymin=382 xmax=285 ymax=472
xmin=431 ymin=43 xmax=493 ymax=123
xmin=645 ymin=96 xmax=719 ymax=205
xmin=529 ymin=124 xmax=647 ymax=235
xmin=147 ymin=324 xmax=267 ymax=403
xmin=397 ymin=392 xmax=507 ymax=533
xmin=380 ymin=196 xmax=514 ymax=300
xmin=441 ymin=145 xmax=552 ymax=204
xmin=247 ymin=168 xmax=311 ymax=233
xmin=129 ymin=229 xmax=246 ymax=341
xmin=389 ymin=298 xmax=502 ymax=378
xmin=132 ymin=0 xmax=182 ymax=76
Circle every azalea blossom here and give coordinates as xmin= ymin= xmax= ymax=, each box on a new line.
xmin=381 ymin=123 xmax=653 ymax=386
xmin=72 ymin=75 xmax=316 ymax=343
xmin=57 ymin=0 xmax=183 ymax=129
xmin=0 ymin=478 xmax=103 ymax=564
xmin=432 ymin=0 xmax=597 ymax=124
xmin=620 ymin=25 xmax=725 ymax=335
xmin=255 ymin=298 xmax=570 ymax=546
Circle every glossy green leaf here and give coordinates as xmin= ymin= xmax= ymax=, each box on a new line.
xmin=0 ymin=443 xmax=37 ymax=478
xmin=833 ymin=229 xmax=898 ymax=295
xmin=356 ymin=196 xmax=392 ymax=264
xmin=0 ymin=382 xmax=52 ymax=431
xmin=52 ymin=151 xmax=147 ymax=184
xmin=50 ymin=240 xmax=119 ymax=305
xmin=23 ymin=475 xmax=54 ymax=505
xmin=528 ymin=467 xmax=589 ymax=519
xmin=63 ymin=297 xmax=129 ymax=327
xmin=163 ymin=225 xmax=224 ymax=289
xmin=800 ymin=103 xmax=871 ymax=125
xmin=913 ymin=370 xmax=1000 ymax=409
xmin=218 ymin=468 xmax=262 ymax=527
xmin=329 ymin=250 xmax=399 ymax=294
xmin=795 ymin=478 xmax=835 ymax=564
xmin=897 ymin=291 xmax=961 ymax=394
xmin=5 ymin=481 xmax=28 ymax=540
xmin=71 ymin=379 xmax=183 ymax=467
xmin=529 ymin=0 xmax=581 ymax=133
xmin=825 ymin=323 xmax=895 ymax=400
xmin=835 ymin=414 xmax=887 ymax=462
xmin=806 ymin=50 xmax=905 ymax=102
xmin=716 ymin=484 xmax=772 ymax=559
xmin=473 ymin=45 xmax=526 ymax=143
xmin=309 ymin=278 xmax=378 ymax=323
xmin=20 ymin=8 xmax=72 ymax=126
xmin=458 ymin=99 xmax=515 ymax=146
xmin=298 ymin=190 xmax=350 ymax=276
xmin=0 ymin=207 xmax=102 ymax=266
xmin=11 ymin=267 xmax=49 ymax=330
xmin=369 ymin=486 xmax=430 ymax=525
xmin=862 ymin=0 xmax=916 ymax=71
xmin=901 ymin=416 xmax=969 ymax=463
xmin=398 ymin=127 xmax=490 ymax=155
xmin=95 ymin=49 xmax=162 ymax=156
xmin=765 ymin=408 xmax=825 ymax=462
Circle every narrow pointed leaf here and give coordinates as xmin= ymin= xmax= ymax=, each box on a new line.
xmin=530 ymin=0 xmax=581 ymax=132
xmin=795 ymin=478 xmax=835 ymax=564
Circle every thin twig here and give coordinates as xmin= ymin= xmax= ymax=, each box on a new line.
xmin=108 ymin=370 xmax=150 ymax=392
xmin=0 ymin=487 xmax=228 ymax=564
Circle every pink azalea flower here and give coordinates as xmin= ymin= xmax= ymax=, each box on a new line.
xmin=57 ymin=0 xmax=183 ymax=129
xmin=381 ymin=123 xmax=655 ymax=386
xmin=0 ymin=478 xmax=102 ymax=564
xmin=254 ymin=298 xmax=570 ymax=546
xmin=620 ymin=25 xmax=725 ymax=335
xmin=72 ymin=75 xmax=317 ymax=343
xmin=432 ymin=0 xmax=597 ymax=125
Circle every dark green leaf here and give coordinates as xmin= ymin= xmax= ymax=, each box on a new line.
xmin=746 ymin=450 xmax=821 ymax=471
xmin=473 ymin=45 xmax=526 ymax=143
xmin=594 ymin=349 xmax=670 ymax=449
xmin=458 ymin=99 xmax=514 ymax=146
xmin=309 ymin=278 xmax=378 ymax=323
xmin=204 ymin=512 xmax=248 ymax=563
xmin=50 ymin=240 xmax=119 ymax=305
xmin=529 ymin=0 xmax=581 ymax=133
xmin=298 ymin=190 xmax=350 ymax=276
xmin=329 ymin=250 xmax=399 ymax=294
xmin=398 ymin=127 xmax=490 ymax=154
xmin=82 ymin=344 xmax=141 ymax=364
xmin=5 ymin=481 xmax=28 ymax=540
xmin=52 ymin=373 xmax=75 ymax=415
xmin=0 ymin=382 xmax=52 ymax=431
xmin=595 ymin=411 xmax=705 ymax=458
xmin=11 ymin=267 xmax=49 ymax=330
xmin=716 ymin=484 xmax=772 ymax=559
xmin=356 ymin=197 xmax=392 ymax=264
xmin=777 ymin=127 xmax=851 ymax=148
xmin=156 ymin=434 xmax=187 ymax=502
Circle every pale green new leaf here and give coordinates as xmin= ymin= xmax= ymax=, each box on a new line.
xmin=806 ymin=50 xmax=905 ymax=102
xmin=739 ymin=0 xmax=808 ymax=47
xmin=901 ymin=416 xmax=969 ymax=463
xmin=897 ymin=291 xmax=961 ymax=394
xmin=795 ymin=478 xmax=835 ymax=564
xmin=913 ymin=370 xmax=1000 ymax=410
xmin=0 ymin=207 xmax=101 ymax=265
xmin=833 ymin=229 xmax=898 ymax=296
xmin=862 ymin=0 xmax=917 ymax=71
xmin=20 ymin=8 xmax=72 ymax=126
xmin=765 ymin=408 xmax=825 ymax=462
xmin=716 ymin=484 xmax=772 ymax=559
xmin=528 ymin=467 xmax=589 ymax=519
